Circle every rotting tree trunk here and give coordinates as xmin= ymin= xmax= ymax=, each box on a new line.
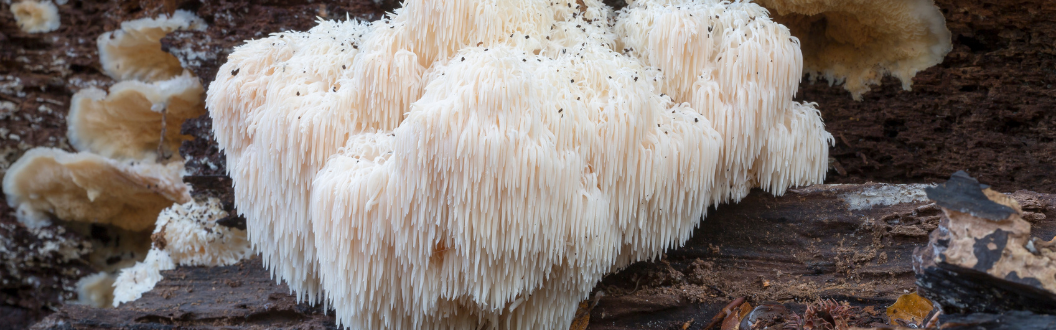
xmin=2 ymin=0 xmax=1056 ymax=328
xmin=913 ymin=173 xmax=1056 ymax=317
xmin=805 ymin=0 xmax=1056 ymax=193
xmin=154 ymin=0 xmax=1056 ymax=193
xmin=29 ymin=184 xmax=1056 ymax=329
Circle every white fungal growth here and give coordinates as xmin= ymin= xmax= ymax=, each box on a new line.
xmin=838 ymin=183 xmax=934 ymax=210
xmin=153 ymin=197 xmax=251 ymax=267
xmin=307 ymin=44 xmax=722 ymax=328
xmin=2 ymin=148 xmax=192 ymax=231
xmin=616 ymin=0 xmax=833 ymax=204
xmin=111 ymin=248 xmax=174 ymax=306
xmin=109 ymin=198 xmax=251 ymax=306
xmin=206 ymin=0 xmax=839 ymax=328
xmin=75 ymin=271 xmax=115 ymax=308
xmin=97 ymin=9 xmax=206 ymax=82
xmin=754 ymin=0 xmax=953 ymax=99
xmin=67 ymin=72 xmax=205 ymax=161
xmin=208 ymin=18 xmax=376 ymax=307
xmin=10 ymin=0 xmax=60 ymax=34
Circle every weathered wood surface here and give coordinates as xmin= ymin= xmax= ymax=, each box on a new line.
xmin=913 ymin=174 xmax=1056 ymax=317
xmin=590 ymin=183 xmax=940 ymax=329
xmin=30 ymin=184 xmax=1055 ymax=329
xmin=31 ymin=258 xmax=333 ymax=330
xmin=3 ymin=0 xmax=1056 ymax=327
xmin=938 ymin=311 xmax=1056 ymax=330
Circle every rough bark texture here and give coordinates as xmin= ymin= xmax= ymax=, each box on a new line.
xmin=811 ymin=0 xmax=1056 ymax=193
xmin=938 ymin=311 xmax=1056 ymax=330
xmin=913 ymin=174 xmax=1056 ymax=316
xmin=30 ymin=257 xmax=335 ymax=330
xmin=1 ymin=0 xmax=1055 ymax=328
xmin=0 ymin=223 xmax=93 ymax=330
xmin=26 ymin=185 xmax=1056 ymax=329
xmin=588 ymin=184 xmax=939 ymax=329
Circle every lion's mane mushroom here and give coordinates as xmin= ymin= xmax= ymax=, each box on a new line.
xmin=151 ymin=197 xmax=251 ymax=267
xmin=67 ymin=72 xmax=205 ymax=161
xmin=111 ymin=198 xmax=251 ymax=306
xmin=753 ymin=0 xmax=952 ymax=99
xmin=0 ymin=9 xmax=225 ymax=309
xmin=615 ymin=0 xmax=834 ymax=204
xmin=10 ymin=0 xmax=60 ymax=34
xmin=110 ymin=248 xmax=174 ymax=306
xmin=2 ymin=148 xmax=190 ymax=230
xmin=97 ymin=9 xmax=206 ymax=82
xmin=207 ymin=18 xmax=376 ymax=305
xmin=207 ymin=0 xmax=832 ymax=328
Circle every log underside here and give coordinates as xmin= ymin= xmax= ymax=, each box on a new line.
xmin=29 ymin=185 xmax=1056 ymax=329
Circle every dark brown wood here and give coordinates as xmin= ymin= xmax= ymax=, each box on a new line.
xmin=588 ymin=184 xmax=943 ymax=329
xmin=31 ymin=257 xmax=336 ymax=330
xmin=939 ymin=311 xmax=1056 ymax=330
xmin=31 ymin=184 xmax=1055 ymax=329
xmin=916 ymin=264 xmax=1056 ymax=315
xmin=913 ymin=174 xmax=1056 ymax=316
xmin=2 ymin=0 xmax=1055 ymax=327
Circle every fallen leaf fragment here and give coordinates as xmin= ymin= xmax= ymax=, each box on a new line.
xmin=721 ymin=301 xmax=753 ymax=330
xmin=568 ymin=299 xmax=591 ymax=330
xmin=569 ymin=292 xmax=603 ymax=330
xmin=705 ymin=297 xmax=746 ymax=330
xmin=886 ymin=293 xmax=934 ymax=327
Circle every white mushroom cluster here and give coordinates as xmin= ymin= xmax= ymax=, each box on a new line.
xmin=10 ymin=0 xmax=60 ymax=34
xmin=3 ymin=11 xmax=206 ymax=231
xmin=754 ymin=0 xmax=952 ymax=99
xmin=2 ymin=148 xmax=189 ymax=231
xmin=150 ymin=197 xmax=250 ymax=267
xmin=207 ymin=0 xmax=841 ymax=328
xmin=67 ymin=72 xmax=205 ymax=161
xmin=2 ymin=10 xmax=222 ymax=308
xmin=110 ymin=248 xmax=174 ymax=306
xmin=75 ymin=271 xmax=116 ymax=308
xmin=97 ymin=9 xmax=207 ymax=82
xmin=111 ymin=197 xmax=251 ymax=306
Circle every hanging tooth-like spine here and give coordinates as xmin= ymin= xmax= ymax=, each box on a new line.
xmin=205 ymin=0 xmax=831 ymax=328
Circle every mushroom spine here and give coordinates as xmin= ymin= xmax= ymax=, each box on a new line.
xmin=207 ymin=0 xmax=839 ymax=328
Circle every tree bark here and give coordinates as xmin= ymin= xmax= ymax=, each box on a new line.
xmin=31 ymin=184 xmax=1055 ymax=329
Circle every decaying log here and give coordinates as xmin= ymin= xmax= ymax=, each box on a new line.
xmin=29 ymin=184 xmax=1056 ymax=329
xmin=0 ymin=222 xmax=94 ymax=329
xmin=30 ymin=257 xmax=334 ymax=329
xmin=939 ymin=311 xmax=1056 ymax=330
xmin=914 ymin=172 xmax=1056 ymax=315
xmin=589 ymin=183 xmax=945 ymax=329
